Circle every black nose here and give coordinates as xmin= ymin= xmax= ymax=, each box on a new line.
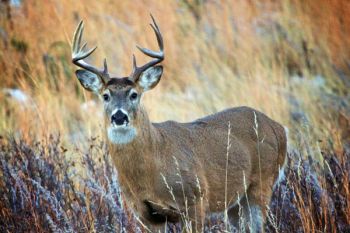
xmin=111 ymin=110 xmax=129 ymax=126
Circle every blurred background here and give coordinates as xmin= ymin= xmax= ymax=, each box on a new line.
xmin=0 ymin=0 xmax=349 ymax=151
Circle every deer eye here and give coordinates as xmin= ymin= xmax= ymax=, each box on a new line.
xmin=130 ymin=92 xmax=138 ymax=100
xmin=103 ymin=94 xmax=110 ymax=102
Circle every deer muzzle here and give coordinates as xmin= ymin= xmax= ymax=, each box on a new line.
xmin=111 ymin=110 xmax=129 ymax=126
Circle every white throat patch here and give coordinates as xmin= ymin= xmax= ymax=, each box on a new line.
xmin=107 ymin=125 xmax=137 ymax=145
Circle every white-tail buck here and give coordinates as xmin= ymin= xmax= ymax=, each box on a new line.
xmin=72 ymin=15 xmax=287 ymax=232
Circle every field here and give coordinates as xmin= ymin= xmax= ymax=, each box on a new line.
xmin=0 ymin=0 xmax=349 ymax=232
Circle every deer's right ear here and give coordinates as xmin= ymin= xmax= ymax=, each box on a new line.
xmin=75 ymin=70 xmax=103 ymax=93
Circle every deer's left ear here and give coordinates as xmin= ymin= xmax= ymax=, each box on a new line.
xmin=137 ymin=66 xmax=163 ymax=91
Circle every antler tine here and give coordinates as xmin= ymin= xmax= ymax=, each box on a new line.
xmin=130 ymin=15 xmax=164 ymax=82
xmin=103 ymin=58 xmax=109 ymax=75
xmin=72 ymin=20 xmax=110 ymax=83
xmin=150 ymin=14 xmax=164 ymax=51
xmin=132 ymin=54 xmax=137 ymax=74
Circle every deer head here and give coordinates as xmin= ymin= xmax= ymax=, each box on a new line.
xmin=72 ymin=15 xmax=164 ymax=144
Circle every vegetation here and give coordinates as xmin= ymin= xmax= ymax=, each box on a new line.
xmin=0 ymin=136 xmax=349 ymax=232
xmin=0 ymin=0 xmax=349 ymax=232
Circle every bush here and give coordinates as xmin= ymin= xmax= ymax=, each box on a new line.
xmin=0 ymin=135 xmax=349 ymax=232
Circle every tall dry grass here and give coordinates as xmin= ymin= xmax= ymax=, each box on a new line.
xmin=0 ymin=0 xmax=349 ymax=149
xmin=0 ymin=135 xmax=349 ymax=232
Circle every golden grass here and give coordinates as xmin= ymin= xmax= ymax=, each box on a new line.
xmin=0 ymin=0 xmax=349 ymax=151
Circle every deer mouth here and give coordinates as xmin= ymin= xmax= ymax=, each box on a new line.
xmin=111 ymin=120 xmax=129 ymax=128
xmin=107 ymin=123 xmax=137 ymax=144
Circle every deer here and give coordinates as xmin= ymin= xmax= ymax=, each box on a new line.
xmin=71 ymin=15 xmax=287 ymax=233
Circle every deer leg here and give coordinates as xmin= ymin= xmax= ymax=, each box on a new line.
xmin=138 ymin=200 xmax=183 ymax=233
xmin=227 ymin=178 xmax=274 ymax=233
xmin=242 ymin=176 xmax=276 ymax=233
xmin=228 ymin=198 xmax=264 ymax=233
xmin=227 ymin=195 xmax=250 ymax=232
xmin=183 ymin=202 xmax=207 ymax=233
xmin=137 ymin=215 xmax=166 ymax=233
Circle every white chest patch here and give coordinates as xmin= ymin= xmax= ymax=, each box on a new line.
xmin=107 ymin=126 xmax=137 ymax=145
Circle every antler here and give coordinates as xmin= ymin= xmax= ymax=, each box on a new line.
xmin=72 ymin=21 xmax=110 ymax=83
xmin=130 ymin=14 xmax=164 ymax=82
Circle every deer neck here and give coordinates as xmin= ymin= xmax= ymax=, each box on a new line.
xmin=108 ymin=106 xmax=159 ymax=152
xmin=107 ymin=106 xmax=160 ymax=195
